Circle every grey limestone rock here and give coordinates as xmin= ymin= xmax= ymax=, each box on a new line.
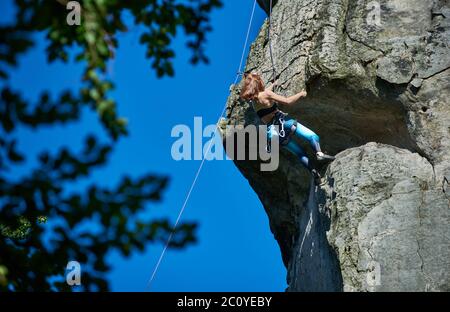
xmin=222 ymin=0 xmax=450 ymax=291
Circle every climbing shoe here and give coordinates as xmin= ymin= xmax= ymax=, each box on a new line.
xmin=316 ymin=152 xmax=335 ymax=161
xmin=311 ymin=169 xmax=322 ymax=185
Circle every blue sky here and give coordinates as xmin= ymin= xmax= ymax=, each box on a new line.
xmin=2 ymin=1 xmax=287 ymax=291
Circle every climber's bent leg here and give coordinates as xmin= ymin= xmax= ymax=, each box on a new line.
xmin=292 ymin=121 xmax=321 ymax=152
xmin=284 ymin=140 xmax=321 ymax=184
xmin=286 ymin=119 xmax=335 ymax=161
xmin=284 ymin=140 xmax=311 ymax=170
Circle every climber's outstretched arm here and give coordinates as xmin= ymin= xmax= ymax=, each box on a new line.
xmin=267 ymin=89 xmax=307 ymax=106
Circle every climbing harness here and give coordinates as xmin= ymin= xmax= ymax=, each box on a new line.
xmin=147 ymin=0 xmax=259 ymax=289
xmin=266 ymin=111 xmax=297 ymax=153
xmin=277 ymin=112 xmax=287 ymax=138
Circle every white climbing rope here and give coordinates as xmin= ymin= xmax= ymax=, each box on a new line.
xmin=147 ymin=0 xmax=259 ymax=290
xmin=234 ymin=0 xmax=258 ymax=85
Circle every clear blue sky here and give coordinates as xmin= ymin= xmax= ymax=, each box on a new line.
xmin=2 ymin=1 xmax=287 ymax=291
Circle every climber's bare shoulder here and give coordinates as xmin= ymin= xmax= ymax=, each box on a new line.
xmin=257 ymin=90 xmax=273 ymax=107
xmin=264 ymin=89 xmax=290 ymax=106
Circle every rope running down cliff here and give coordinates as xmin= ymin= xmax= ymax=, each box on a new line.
xmin=147 ymin=0 xmax=259 ymax=289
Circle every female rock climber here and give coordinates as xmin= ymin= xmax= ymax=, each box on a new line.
xmin=239 ymin=73 xmax=335 ymax=184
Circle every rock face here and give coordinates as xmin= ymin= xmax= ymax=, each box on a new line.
xmin=222 ymin=0 xmax=450 ymax=291
xmin=289 ymin=143 xmax=450 ymax=291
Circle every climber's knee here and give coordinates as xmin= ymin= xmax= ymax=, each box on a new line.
xmin=304 ymin=131 xmax=320 ymax=147
xmin=295 ymin=122 xmax=318 ymax=143
xmin=285 ymin=141 xmax=311 ymax=169
xmin=311 ymin=133 xmax=320 ymax=144
xmin=299 ymin=155 xmax=311 ymax=170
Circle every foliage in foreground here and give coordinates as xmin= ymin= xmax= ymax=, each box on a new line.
xmin=0 ymin=0 xmax=222 ymax=291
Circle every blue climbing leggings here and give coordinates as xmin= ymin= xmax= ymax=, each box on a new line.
xmin=268 ymin=118 xmax=320 ymax=170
